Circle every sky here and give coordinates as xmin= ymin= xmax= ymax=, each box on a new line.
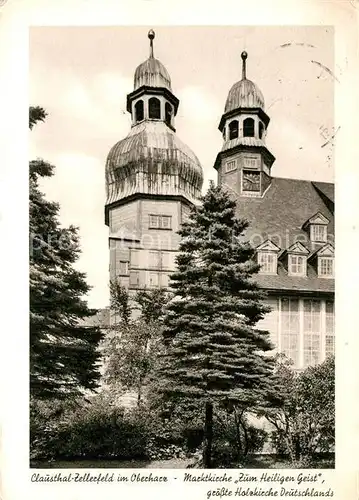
xmin=29 ymin=26 xmax=335 ymax=308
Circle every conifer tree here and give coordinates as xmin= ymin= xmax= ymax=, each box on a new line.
xmin=158 ymin=182 xmax=277 ymax=467
xmin=30 ymin=107 xmax=103 ymax=399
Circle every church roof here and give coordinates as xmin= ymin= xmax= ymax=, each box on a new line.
xmin=236 ymin=177 xmax=334 ymax=294
xmin=134 ymin=57 xmax=172 ymax=91
xmin=312 ymin=181 xmax=335 ymax=204
xmin=225 ymin=78 xmax=265 ymax=112
xmin=224 ymin=52 xmax=265 ymax=112
xmin=105 ymin=121 xmax=203 ymax=206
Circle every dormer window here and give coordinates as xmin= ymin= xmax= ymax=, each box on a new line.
xmin=259 ymin=253 xmax=276 ymax=274
xmin=256 ymin=240 xmax=280 ymax=274
xmin=303 ymin=212 xmax=330 ymax=244
xmin=315 ymin=243 xmax=334 ymax=278
xmin=289 ymin=255 xmax=305 ymax=276
xmin=311 ymin=224 xmax=327 ymax=243
xmin=285 ymin=242 xmax=309 ymax=277
xmin=319 ymin=257 xmax=334 ymax=277
xmin=243 ymin=117 xmax=255 ymax=137
xmin=229 ymin=120 xmax=239 ymax=140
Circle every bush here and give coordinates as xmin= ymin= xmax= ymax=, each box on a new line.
xmin=262 ymin=355 xmax=335 ymax=463
xmin=30 ymin=394 xmax=150 ymax=461
xmin=212 ymin=412 xmax=268 ymax=467
xmin=31 ymin=394 xmax=270 ymax=466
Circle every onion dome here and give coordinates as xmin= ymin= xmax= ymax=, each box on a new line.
xmin=224 ymin=51 xmax=265 ymax=112
xmin=105 ymin=121 xmax=203 ymax=206
xmin=133 ymin=30 xmax=172 ymax=91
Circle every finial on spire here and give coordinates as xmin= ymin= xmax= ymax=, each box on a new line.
xmin=148 ymin=29 xmax=155 ymax=58
xmin=241 ymin=51 xmax=248 ymax=80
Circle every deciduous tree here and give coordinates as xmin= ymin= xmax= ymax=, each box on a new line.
xmin=261 ymin=354 xmax=335 ymax=464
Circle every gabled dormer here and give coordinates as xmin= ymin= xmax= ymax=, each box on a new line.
xmin=309 ymin=243 xmax=334 ymax=278
xmin=303 ymin=212 xmax=330 ymax=245
xmin=256 ymin=239 xmax=280 ymax=274
xmin=281 ymin=242 xmax=310 ymax=277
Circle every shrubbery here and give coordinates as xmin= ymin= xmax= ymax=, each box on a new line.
xmin=261 ymin=354 xmax=335 ymax=465
xmin=30 ymin=357 xmax=335 ymax=468
xmin=30 ymin=394 xmax=267 ymax=464
xmin=30 ymin=394 xmax=149 ymax=461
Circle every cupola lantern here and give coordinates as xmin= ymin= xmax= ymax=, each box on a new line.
xmin=214 ymin=51 xmax=275 ymax=198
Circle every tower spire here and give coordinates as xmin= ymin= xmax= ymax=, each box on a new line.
xmin=148 ymin=29 xmax=155 ymax=58
xmin=241 ymin=51 xmax=248 ymax=80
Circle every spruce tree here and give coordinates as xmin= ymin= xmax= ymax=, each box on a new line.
xmin=30 ymin=107 xmax=103 ymax=399
xmin=158 ymin=182 xmax=277 ymax=467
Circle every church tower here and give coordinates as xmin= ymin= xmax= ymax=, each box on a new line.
xmin=105 ymin=31 xmax=203 ymax=294
xmin=214 ymin=51 xmax=275 ymax=197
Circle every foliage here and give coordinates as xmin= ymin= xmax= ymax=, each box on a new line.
xmin=29 ymin=107 xmax=103 ymax=399
xmin=134 ymin=287 xmax=170 ymax=322
xmin=260 ymin=354 xmax=335 ymax=464
xmin=30 ymin=394 xmax=150 ymax=460
xmin=102 ymin=284 xmax=170 ymax=403
xmin=29 ymin=106 xmax=47 ymax=130
xmin=155 ymin=182 xmax=278 ymax=466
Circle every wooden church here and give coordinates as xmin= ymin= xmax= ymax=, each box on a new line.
xmin=103 ymin=31 xmax=335 ymax=370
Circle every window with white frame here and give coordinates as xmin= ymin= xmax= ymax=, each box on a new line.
xmin=258 ymin=252 xmax=277 ymax=274
xmin=225 ymin=160 xmax=236 ymax=173
xmin=161 ymin=215 xmax=172 ymax=229
xmin=310 ymin=224 xmax=327 ymax=243
xmin=149 ymin=214 xmax=172 ymax=230
xmin=278 ymin=298 xmax=334 ymax=369
xmin=303 ymin=299 xmax=321 ymax=367
xmin=118 ymin=261 xmax=129 ymax=275
xmin=281 ymin=298 xmax=300 ymax=368
xmin=288 ymin=255 xmax=306 ymax=276
xmin=325 ymin=300 xmax=334 ymax=356
xmin=319 ymin=257 xmax=334 ymax=277
xmin=149 ymin=215 xmax=159 ymax=228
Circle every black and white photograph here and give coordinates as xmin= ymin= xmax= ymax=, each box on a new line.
xmin=28 ymin=25 xmax=337 ymax=472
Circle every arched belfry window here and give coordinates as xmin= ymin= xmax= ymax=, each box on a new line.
xmin=149 ymin=97 xmax=161 ymax=119
xmin=165 ymin=102 xmax=172 ymax=126
xmin=135 ymin=100 xmax=144 ymax=122
xmin=243 ymin=117 xmax=255 ymax=137
xmin=259 ymin=122 xmax=264 ymax=139
xmin=229 ymin=120 xmax=239 ymax=140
